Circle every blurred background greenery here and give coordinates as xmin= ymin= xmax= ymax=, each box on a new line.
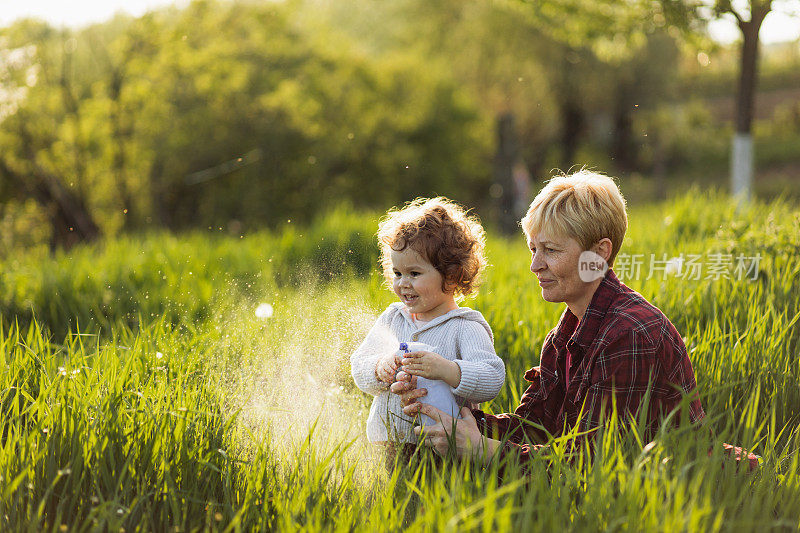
xmin=1 ymin=0 xmax=798 ymax=253
xmin=2 ymin=3 xmax=800 ymax=527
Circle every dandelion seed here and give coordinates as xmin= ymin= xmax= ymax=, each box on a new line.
xmin=156 ymin=351 xmax=164 ymax=359
xmin=214 ymin=512 xmax=223 ymax=522
xmin=117 ymin=508 xmax=124 ymax=515
xmin=58 ymin=366 xmax=67 ymax=376
xmin=91 ymin=496 xmax=99 ymax=504
xmin=665 ymin=257 xmax=683 ymax=276
xmin=255 ymin=303 xmax=274 ymax=319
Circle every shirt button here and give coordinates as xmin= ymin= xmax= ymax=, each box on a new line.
xmin=412 ymin=334 xmax=418 ymax=341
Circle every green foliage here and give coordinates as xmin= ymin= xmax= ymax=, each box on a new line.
xmin=1 ymin=191 xmax=800 ymax=529
xmin=638 ymin=102 xmax=730 ymax=173
xmin=0 ymin=0 xmax=489 ymax=237
xmin=0 ymin=205 xmax=380 ymax=337
xmin=3 ymin=0 xmax=799 ymax=251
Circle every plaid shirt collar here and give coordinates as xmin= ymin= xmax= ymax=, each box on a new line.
xmin=552 ymin=269 xmax=623 ymax=351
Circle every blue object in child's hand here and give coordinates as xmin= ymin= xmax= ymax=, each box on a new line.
xmin=398 ymin=341 xmax=460 ymax=427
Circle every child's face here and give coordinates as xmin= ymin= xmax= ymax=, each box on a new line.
xmin=390 ymin=247 xmax=457 ymax=321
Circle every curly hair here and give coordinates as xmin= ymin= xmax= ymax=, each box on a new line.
xmin=377 ymin=197 xmax=487 ymax=297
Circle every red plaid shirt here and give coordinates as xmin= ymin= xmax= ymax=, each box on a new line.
xmin=474 ymin=270 xmax=705 ymax=462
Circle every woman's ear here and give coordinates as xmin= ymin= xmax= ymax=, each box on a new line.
xmin=594 ymin=238 xmax=613 ymax=263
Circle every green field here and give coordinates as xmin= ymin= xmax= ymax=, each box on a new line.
xmin=2 ymin=190 xmax=799 ymax=531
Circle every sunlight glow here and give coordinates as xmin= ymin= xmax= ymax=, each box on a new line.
xmin=1 ymin=1 xmax=798 ymax=45
xmin=709 ymin=11 xmax=800 ymax=44
xmin=0 ymin=0 xmax=187 ymax=29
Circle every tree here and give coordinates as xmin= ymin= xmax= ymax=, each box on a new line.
xmin=711 ymin=0 xmax=799 ymax=199
xmin=0 ymin=22 xmax=101 ymax=250
xmin=1 ymin=1 xmax=491 ymax=244
xmin=654 ymin=0 xmax=799 ymax=198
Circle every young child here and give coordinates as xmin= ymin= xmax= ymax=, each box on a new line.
xmin=350 ymin=197 xmax=505 ymax=464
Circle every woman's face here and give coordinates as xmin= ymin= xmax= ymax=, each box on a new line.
xmin=528 ymin=230 xmax=597 ymax=314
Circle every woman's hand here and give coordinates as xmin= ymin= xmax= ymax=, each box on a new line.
xmin=401 ymin=350 xmax=461 ymax=388
xmin=407 ymin=404 xmax=490 ymax=461
xmin=375 ymin=353 xmax=401 ymax=383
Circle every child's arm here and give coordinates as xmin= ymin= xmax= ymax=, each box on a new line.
xmin=449 ymin=320 xmax=505 ymax=403
xmin=350 ymin=310 xmax=397 ymax=395
xmin=399 ymin=321 xmax=504 ymax=402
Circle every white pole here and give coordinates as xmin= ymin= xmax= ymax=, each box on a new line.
xmin=731 ymin=133 xmax=753 ymax=201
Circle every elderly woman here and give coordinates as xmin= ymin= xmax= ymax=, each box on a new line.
xmin=392 ymin=170 xmax=705 ymax=466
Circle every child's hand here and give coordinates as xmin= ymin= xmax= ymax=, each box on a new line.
xmin=376 ymin=353 xmax=401 ymax=383
xmin=401 ymin=351 xmax=461 ymax=388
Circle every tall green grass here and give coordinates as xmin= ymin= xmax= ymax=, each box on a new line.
xmin=1 ymin=191 xmax=799 ymax=531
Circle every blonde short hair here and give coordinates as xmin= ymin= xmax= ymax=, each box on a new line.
xmin=521 ymin=170 xmax=627 ymax=266
xmin=377 ymin=197 xmax=487 ymax=297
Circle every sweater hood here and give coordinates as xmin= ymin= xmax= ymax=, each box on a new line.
xmin=389 ymin=302 xmax=494 ymax=343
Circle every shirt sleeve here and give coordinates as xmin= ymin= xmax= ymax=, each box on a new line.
xmin=485 ymin=329 xmax=671 ymax=471
xmin=471 ymin=365 xmax=551 ymax=446
xmin=350 ymin=308 xmax=398 ymax=396
xmin=472 ymin=397 xmax=550 ymax=481
xmin=451 ymin=320 xmax=506 ymax=403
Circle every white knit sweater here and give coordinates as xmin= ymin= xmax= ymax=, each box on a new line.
xmin=351 ymin=302 xmax=505 ymax=443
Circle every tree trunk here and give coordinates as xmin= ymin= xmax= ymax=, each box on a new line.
xmin=149 ymin=157 xmax=174 ymax=228
xmin=60 ymin=41 xmax=90 ymax=203
xmin=730 ymin=3 xmax=770 ymax=199
xmin=612 ymin=92 xmax=636 ymax=172
xmin=0 ymin=159 xmax=101 ymax=251
xmin=109 ymin=69 xmax=135 ymax=229
xmin=493 ymin=113 xmax=520 ymax=235
xmin=560 ymin=101 xmax=584 ymax=170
